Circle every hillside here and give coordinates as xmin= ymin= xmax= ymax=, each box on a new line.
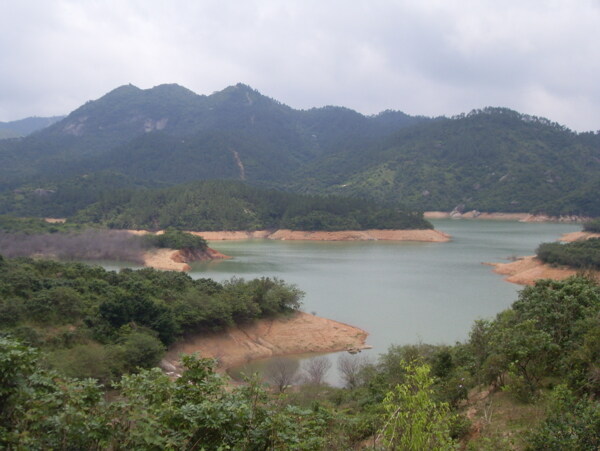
xmin=0 ymin=84 xmax=598 ymax=215
xmin=0 ymin=83 xmax=424 ymax=188
xmin=292 ymin=108 xmax=600 ymax=214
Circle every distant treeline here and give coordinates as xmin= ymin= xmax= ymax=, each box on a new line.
xmin=536 ymin=238 xmax=600 ymax=270
xmin=71 ymin=180 xmax=432 ymax=231
xmin=0 ymin=255 xmax=303 ymax=382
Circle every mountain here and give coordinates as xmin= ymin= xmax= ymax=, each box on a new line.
xmin=0 ymin=83 xmax=598 ymax=216
xmin=0 ymin=83 xmax=424 ymax=188
xmin=0 ymin=116 xmax=64 ymax=139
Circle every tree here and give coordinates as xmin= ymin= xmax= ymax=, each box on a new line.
xmin=376 ymin=362 xmax=456 ymax=450
xmin=266 ymin=357 xmax=299 ymax=392
xmin=337 ymin=354 xmax=369 ymax=389
xmin=303 ymin=356 xmax=332 ymax=385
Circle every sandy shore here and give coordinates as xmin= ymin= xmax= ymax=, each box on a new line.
xmin=143 ymin=247 xmax=230 ymax=271
xmin=560 ymin=231 xmax=600 ymax=242
xmin=188 ymin=228 xmax=451 ymax=242
xmin=425 ymin=211 xmax=587 ymax=223
xmin=161 ymin=311 xmax=370 ymax=375
xmin=488 ymin=256 xmax=600 ymax=285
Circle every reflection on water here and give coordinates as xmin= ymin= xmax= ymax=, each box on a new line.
xmin=189 ymin=220 xmax=580 ymax=385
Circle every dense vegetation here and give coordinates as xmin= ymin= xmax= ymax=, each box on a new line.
xmin=0 ymin=256 xmax=303 ymax=382
xmin=584 ymin=218 xmax=600 ymax=233
xmin=294 ymin=108 xmax=600 ymax=215
xmin=143 ymin=229 xmax=208 ymax=251
xmin=536 ymin=238 xmax=600 ymax=270
xmin=70 ymin=180 xmax=432 ymax=231
xmin=0 ymin=83 xmax=598 ymax=215
xmin=1 ymin=255 xmax=599 ymax=448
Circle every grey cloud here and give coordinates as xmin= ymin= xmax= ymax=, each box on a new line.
xmin=0 ymin=0 xmax=599 ymax=131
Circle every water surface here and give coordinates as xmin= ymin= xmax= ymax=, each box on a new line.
xmin=191 ymin=220 xmax=579 ymax=351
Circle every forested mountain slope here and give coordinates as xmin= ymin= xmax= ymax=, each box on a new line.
xmin=292 ymin=108 xmax=600 ymax=214
xmin=0 ymin=83 xmax=423 ymax=188
xmin=0 ymin=84 xmax=598 ymax=215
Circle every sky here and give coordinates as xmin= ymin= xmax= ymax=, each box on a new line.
xmin=1 ymin=0 xmax=599 ymax=132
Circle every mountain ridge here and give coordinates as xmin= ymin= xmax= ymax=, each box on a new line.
xmin=0 ymin=83 xmax=598 ymax=215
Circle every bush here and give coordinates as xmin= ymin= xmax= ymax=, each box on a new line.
xmin=536 ymin=239 xmax=600 ymax=269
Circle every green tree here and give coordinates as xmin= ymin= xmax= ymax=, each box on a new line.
xmin=377 ymin=362 xmax=456 ymax=450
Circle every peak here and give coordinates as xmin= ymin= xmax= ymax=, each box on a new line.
xmin=107 ymin=84 xmax=142 ymax=95
xmin=149 ymin=83 xmax=197 ymax=95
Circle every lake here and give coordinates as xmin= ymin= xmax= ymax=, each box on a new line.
xmin=188 ymin=220 xmax=580 ymax=383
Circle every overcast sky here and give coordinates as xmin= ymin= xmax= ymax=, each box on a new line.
xmin=1 ymin=0 xmax=599 ymax=131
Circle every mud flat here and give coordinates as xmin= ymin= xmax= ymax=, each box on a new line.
xmin=161 ymin=311 xmax=370 ymax=375
xmin=189 ymin=229 xmax=451 ymax=242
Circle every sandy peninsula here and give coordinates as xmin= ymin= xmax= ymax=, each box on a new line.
xmin=559 ymin=231 xmax=600 ymax=242
xmin=188 ymin=228 xmax=451 ymax=242
xmin=161 ymin=311 xmax=370 ymax=376
xmin=488 ymin=257 xmax=584 ymax=285
xmin=488 ymin=229 xmax=600 ymax=285
xmin=143 ymin=247 xmax=230 ymax=271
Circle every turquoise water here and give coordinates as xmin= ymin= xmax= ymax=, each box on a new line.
xmin=191 ymin=220 xmax=579 ymax=349
xmin=188 ymin=220 xmax=580 ymax=383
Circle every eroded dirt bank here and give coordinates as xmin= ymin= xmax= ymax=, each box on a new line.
xmin=188 ymin=228 xmax=451 ymax=242
xmin=161 ymin=311 xmax=370 ymax=375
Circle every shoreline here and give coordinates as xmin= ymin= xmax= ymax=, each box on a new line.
xmin=187 ymin=228 xmax=451 ymax=242
xmin=161 ymin=311 xmax=370 ymax=376
xmin=425 ymin=211 xmax=588 ymax=223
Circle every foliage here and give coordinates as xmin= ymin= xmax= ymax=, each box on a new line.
xmin=536 ymin=238 xmax=600 ymax=269
xmin=527 ymin=385 xmax=600 ymax=450
xmin=0 ymin=256 xmax=303 ymax=381
xmin=0 ymin=215 xmax=83 ymax=234
xmin=377 ymin=362 xmax=456 ymax=450
xmin=143 ymin=229 xmax=207 ymax=251
xmin=0 ymin=342 xmax=337 ymax=450
xmin=71 ymin=180 xmax=432 ymax=231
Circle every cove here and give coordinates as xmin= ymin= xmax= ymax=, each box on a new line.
xmin=188 ymin=220 xmax=580 ymax=383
